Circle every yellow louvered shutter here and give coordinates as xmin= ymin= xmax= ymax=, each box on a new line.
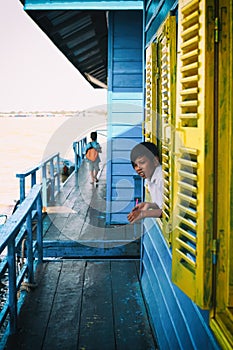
xmin=145 ymin=43 xmax=157 ymax=143
xmin=172 ymin=0 xmax=214 ymax=308
xmin=209 ymin=0 xmax=233 ymax=346
xmin=156 ymin=16 xmax=176 ymax=243
xmin=144 ymin=17 xmax=176 ymax=240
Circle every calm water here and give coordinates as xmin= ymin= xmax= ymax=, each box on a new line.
xmin=0 ymin=113 xmax=106 ymax=218
xmin=0 ymin=117 xmax=74 ymax=216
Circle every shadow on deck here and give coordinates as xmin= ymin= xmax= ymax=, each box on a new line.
xmin=5 ymin=161 xmax=158 ymax=350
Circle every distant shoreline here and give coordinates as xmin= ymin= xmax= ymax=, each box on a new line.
xmin=0 ymin=108 xmax=107 ymax=118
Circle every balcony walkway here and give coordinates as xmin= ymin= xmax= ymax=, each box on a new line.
xmin=6 ymin=160 xmax=157 ymax=350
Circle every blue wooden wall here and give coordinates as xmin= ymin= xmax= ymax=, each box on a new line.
xmin=142 ymin=219 xmax=220 ymax=350
xmin=106 ymin=10 xmax=143 ymax=224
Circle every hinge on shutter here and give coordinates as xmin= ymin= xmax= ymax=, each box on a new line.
xmin=214 ymin=17 xmax=219 ymax=43
xmin=212 ymin=239 xmax=217 ymax=264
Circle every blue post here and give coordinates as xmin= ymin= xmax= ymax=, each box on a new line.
xmin=50 ymin=160 xmax=55 ymax=203
xmin=41 ymin=164 xmax=47 ymax=210
xmin=83 ymin=137 xmax=87 ymax=159
xmin=56 ymin=154 xmax=60 ymax=194
xmin=31 ymin=171 xmax=36 ymax=188
xmin=7 ymin=241 xmax=17 ymax=334
xmin=36 ymin=194 xmax=43 ymax=264
xmin=73 ymin=141 xmax=78 ymax=172
xmin=78 ymin=141 xmax=81 ymax=168
xmin=19 ymin=177 xmax=25 ymax=203
xmin=31 ymin=171 xmax=37 ymax=210
xmin=26 ymin=212 xmax=34 ymax=284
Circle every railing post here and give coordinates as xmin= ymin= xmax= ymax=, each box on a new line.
xmin=7 ymin=241 xmax=17 ymax=334
xmin=31 ymin=171 xmax=36 ymax=188
xmin=36 ymin=194 xmax=43 ymax=264
xmin=56 ymin=154 xmax=60 ymax=194
xmin=80 ymin=141 xmax=83 ymax=167
xmin=83 ymin=137 xmax=87 ymax=159
xmin=50 ymin=159 xmax=55 ymax=203
xmin=73 ymin=141 xmax=78 ymax=172
xmin=26 ymin=212 xmax=34 ymax=284
xmin=41 ymin=164 xmax=47 ymax=211
xmin=19 ymin=177 xmax=25 ymax=203
xmin=31 ymin=171 xmax=37 ymax=210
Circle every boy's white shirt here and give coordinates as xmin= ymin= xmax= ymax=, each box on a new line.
xmin=145 ymin=164 xmax=163 ymax=209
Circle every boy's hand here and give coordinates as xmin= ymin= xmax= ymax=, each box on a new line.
xmin=127 ymin=208 xmax=144 ymax=223
xmin=132 ymin=202 xmax=150 ymax=212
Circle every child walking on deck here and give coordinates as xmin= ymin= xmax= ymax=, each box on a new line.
xmin=85 ymin=131 xmax=102 ymax=184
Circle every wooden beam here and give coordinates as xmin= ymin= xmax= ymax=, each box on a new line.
xmin=43 ymin=239 xmax=140 ymax=258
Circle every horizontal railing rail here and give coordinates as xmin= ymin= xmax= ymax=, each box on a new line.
xmin=0 ymin=184 xmax=43 ymax=347
xmin=16 ymin=136 xmax=88 ymax=211
xmin=16 ymin=153 xmax=60 ymax=211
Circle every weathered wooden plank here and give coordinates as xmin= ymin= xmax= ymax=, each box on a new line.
xmin=78 ymin=261 xmax=115 ymax=350
xmin=43 ymin=260 xmax=86 ymax=349
xmin=111 ymin=261 xmax=157 ymax=350
xmin=8 ymin=262 xmax=62 ymax=349
xmin=6 ymin=260 xmax=157 ymax=349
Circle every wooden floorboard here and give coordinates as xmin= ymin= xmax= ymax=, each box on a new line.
xmin=6 ymin=260 xmax=157 ymax=350
xmin=111 ymin=261 xmax=156 ymax=350
xmin=78 ymin=261 xmax=115 ymax=350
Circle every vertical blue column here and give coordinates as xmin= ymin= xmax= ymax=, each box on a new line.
xmin=19 ymin=177 xmax=26 ymax=203
xmin=36 ymin=193 xmax=43 ymax=264
xmin=7 ymin=241 xmax=17 ymax=334
xmin=26 ymin=212 xmax=34 ymax=284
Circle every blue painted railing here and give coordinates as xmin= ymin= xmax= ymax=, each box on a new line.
xmin=16 ymin=137 xmax=88 ymax=212
xmin=72 ymin=137 xmax=87 ymax=172
xmin=16 ymin=153 xmax=60 ymax=211
xmin=0 ymin=185 xmax=43 ymax=347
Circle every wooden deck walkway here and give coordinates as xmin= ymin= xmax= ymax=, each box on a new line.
xmin=7 ymin=259 xmax=157 ymax=350
xmin=5 ymin=160 xmax=157 ymax=350
xmin=42 ymin=160 xmax=140 ymax=258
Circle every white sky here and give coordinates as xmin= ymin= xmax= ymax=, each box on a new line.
xmin=0 ymin=0 xmax=107 ymax=112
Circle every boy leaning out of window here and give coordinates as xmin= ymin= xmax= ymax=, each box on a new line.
xmin=127 ymin=141 xmax=163 ymax=224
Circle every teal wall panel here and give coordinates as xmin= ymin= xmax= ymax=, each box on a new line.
xmin=106 ymin=10 xmax=143 ymax=225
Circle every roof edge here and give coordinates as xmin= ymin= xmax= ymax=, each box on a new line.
xmin=23 ymin=1 xmax=144 ymax=10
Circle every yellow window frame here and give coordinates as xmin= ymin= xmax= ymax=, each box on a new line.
xmin=172 ymin=0 xmax=214 ymax=308
xmin=209 ymin=0 xmax=233 ymax=347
